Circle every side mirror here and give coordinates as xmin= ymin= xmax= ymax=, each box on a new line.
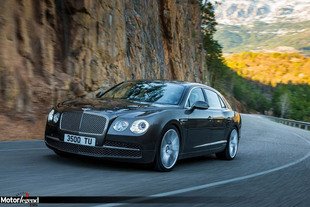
xmin=192 ymin=101 xmax=209 ymax=110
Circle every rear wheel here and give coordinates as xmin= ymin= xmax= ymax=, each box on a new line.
xmin=154 ymin=126 xmax=180 ymax=172
xmin=216 ymin=128 xmax=239 ymax=160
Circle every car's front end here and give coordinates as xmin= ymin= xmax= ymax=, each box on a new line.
xmin=44 ymin=102 xmax=166 ymax=163
xmin=45 ymin=81 xmax=187 ymax=164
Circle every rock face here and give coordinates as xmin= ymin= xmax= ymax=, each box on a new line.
xmin=0 ymin=0 xmax=204 ymax=119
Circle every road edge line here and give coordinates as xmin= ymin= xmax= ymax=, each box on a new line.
xmin=93 ymin=132 xmax=310 ymax=207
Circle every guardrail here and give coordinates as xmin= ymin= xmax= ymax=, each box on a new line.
xmin=266 ymin=116 xmax=310 ymax=131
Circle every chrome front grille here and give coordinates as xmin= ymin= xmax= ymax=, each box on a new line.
xmin=60 ymin=111 xmax=108 ymax=135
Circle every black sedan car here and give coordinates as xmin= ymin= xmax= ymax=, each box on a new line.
xmin=45 ymin=80 xmax=241 ymax=171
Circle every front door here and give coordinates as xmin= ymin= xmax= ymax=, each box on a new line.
xmin=184 ymin=87 xmax=213 ymax=152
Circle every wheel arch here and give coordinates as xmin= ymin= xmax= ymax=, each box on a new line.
xmin=157 ymin=119 xmax=185 ymax=154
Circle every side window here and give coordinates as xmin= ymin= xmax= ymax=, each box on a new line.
xmin=186 ymin=88 xmax=205 ymax=107
xmin=203 ymin=89 xmax=222 ymax=109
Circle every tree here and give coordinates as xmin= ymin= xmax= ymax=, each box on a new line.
xmin=279 ymin=93 xmax=290 ymax=118
xmin=200 ymin=1 xmax=225 ymax=87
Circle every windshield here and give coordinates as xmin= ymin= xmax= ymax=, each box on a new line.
xmin=100 ymin=81 xmax=185 ymax=105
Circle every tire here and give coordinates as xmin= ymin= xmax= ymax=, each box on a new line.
xmin=216 ymin=128 xmax=239 ymax=160
xmin=154 ymin=126 xmax=180 ymax=172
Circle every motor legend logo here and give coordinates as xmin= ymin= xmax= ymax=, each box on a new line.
xmin=1 ymin=192 xmax=39 ymax=206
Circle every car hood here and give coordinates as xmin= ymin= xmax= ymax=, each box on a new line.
xmin=55 ymin=98 xmax=174 ymax=118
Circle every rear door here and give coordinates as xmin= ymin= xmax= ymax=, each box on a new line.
xmin=203 ymin=89 xmax=227 ymax=144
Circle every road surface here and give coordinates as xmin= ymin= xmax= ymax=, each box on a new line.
xmin=0 ymin=114 xmax=309 ymax=207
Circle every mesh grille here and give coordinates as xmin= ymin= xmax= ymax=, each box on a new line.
xmin=60 ymin=111 xmax=82 ymax=132
xmin=46 ymin=137 xmax=142 ymax=158
xmin=80 ymin=113 xmax=107 ymax=134
xmin=104 ymin=140 xmax=140 ymax=150
xmin=60 ymin=112 xmax=107 ymax=135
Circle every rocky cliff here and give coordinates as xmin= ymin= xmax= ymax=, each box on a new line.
xmin=0 ymin=0 xmax=204 ymax=139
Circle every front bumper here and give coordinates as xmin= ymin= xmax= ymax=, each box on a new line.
xmin=45 ymin=135 xmax=156 ymax=163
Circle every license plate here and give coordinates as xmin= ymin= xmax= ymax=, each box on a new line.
xmin=64 ymin=134 xmax=96 ymax=146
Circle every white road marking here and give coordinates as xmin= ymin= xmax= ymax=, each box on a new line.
xmin=0 ymin=148 xmax=46 ymax=152
xmin=93 ymin=132 xmax=310 ymax=207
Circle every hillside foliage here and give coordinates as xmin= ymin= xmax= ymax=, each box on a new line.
xmin=214 ymin=21 xmax=310 ymax=55
xmin=225 ymin=52 xmax=310 ymax=86
xmin=200 ymin=1 xmax=310 ymax=122
xmin=272 ymin=84 xmax=310 ymax=122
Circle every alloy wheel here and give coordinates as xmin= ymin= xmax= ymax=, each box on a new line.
xmin=160 ymin=129 xmax=180 ymax=169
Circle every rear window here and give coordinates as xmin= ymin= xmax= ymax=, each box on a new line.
xmin=203 ymin=89 xmax=222 ymax=109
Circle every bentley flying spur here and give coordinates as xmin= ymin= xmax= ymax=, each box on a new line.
xmin=45 ymin=80 xmax=241 ymax=171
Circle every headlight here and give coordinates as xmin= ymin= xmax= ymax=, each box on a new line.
xmin=130 ymin=120 xmax=149 ymax=134
xmin=48 ymin=109 xmax=55 ymax=122
xmin=47 ymin=109 xmax=60 ymax=123
xmin=113 ymin=120 xmax=129 ymax=132
xmin=53 ymin=112 xmax=60 ymax=123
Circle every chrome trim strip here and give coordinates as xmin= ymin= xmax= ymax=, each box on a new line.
xmin=79 ymin=112 xmax=84 ymax=130
xmin=194 ymin=140 xmax=227 ymax=148
xmin=184 ymin=86 xmax=227 ymax=110
xmin=45 ymin=135 xmax=59 ymax=141
xmin=102 ymin=145 xmax=141 ymax=151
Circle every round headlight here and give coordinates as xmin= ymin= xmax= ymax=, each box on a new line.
xmin=53 ymin=112 xmax=60 ymax=123
xmin=48 ymin=109 xmax=55 ymax=122
xmin=113 ymin=120 xmax=129 ymax=132
xmin=130 ymin=120 xmax=149 ymax=134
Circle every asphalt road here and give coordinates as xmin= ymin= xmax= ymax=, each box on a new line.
xmin=0 ymin=114 xmax=309 ymax=207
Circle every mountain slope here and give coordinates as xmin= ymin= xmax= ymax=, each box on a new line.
xmin=211 ymin=0 xmax=310 ymax=25
xmin=225 ymin=52 xmax=310 ymax=86
xmin=211 ymin=0 xmax=310 ymax=54
xmin=215 ymin=21 xmax=310 ymax=54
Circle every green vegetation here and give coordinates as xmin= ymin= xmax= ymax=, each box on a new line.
xmin=231 ymin=74 xmax=271 ymax=113
xmin=225 ymin=52 xmax=310 ymax=86
xmin=200 ymin=1 xmax=224 ymax=84
xmin=226 ymin=52 xmax=310 ymax=121
xmin=273 ymin=84 xmax=310 ymax=122
xmin=214 ymin=21 xmax=310 ymax=55
xmin=200 ymin=2 xmax=310 ymax=122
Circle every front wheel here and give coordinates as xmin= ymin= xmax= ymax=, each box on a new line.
xmin=216 ymin=128 xmax=239 ymax=160
xmin=154 ymin=126 xmax=180 ymax=172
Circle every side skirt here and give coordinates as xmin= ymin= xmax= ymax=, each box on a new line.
xmin=178 ymin=144 xmax=226 ymax=160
